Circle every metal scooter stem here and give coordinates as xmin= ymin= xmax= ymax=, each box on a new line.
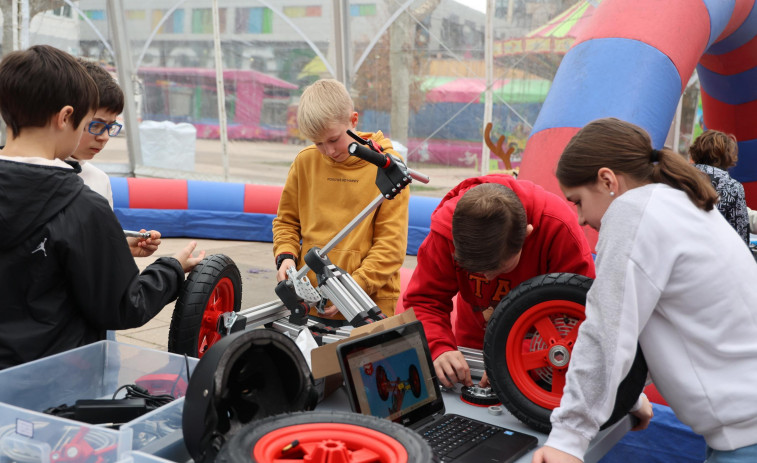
xmin=293 ymin=194 xmax=385 ymax=281
xmin=239 ymin=188 xmax=398 ymax=325
xmin=293 ymin=146 xmax=429 ymax=281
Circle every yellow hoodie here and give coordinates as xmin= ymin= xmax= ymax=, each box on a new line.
xmin=272 ymin=130 xmax=409 ymax=318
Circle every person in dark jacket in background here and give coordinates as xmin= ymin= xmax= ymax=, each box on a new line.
xmin=0 ymin=45 xmax=205 ymax=370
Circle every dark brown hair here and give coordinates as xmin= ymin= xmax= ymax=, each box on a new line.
xmin=556 ymin=118 xmax=717 ymax=211
xmin=77 ymin=59 xmax=124 ymax=115
xmin=688 ymin=129 xmax=738 ymax=169
xmin=452 ymin=183 xmax=527 ymax=273
xmin=0 ymin=45 xmax=98 ymax=138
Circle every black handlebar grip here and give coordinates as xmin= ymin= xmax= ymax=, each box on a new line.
xmin=348 ymin=142 xmax=390 ymax=168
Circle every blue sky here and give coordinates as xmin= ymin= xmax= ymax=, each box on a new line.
xmin=456 ymin=0 xmax=487 ymax=13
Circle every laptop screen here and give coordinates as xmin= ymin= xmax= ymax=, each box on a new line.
xmin=337 ymin=321 xmax=445 ymax=426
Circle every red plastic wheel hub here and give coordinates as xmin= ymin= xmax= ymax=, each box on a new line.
xmin=252 ymin=423 xmax=408 ymax=463
xmin=197 ymin=277 xmax=235 ymax=357
xmin=505 ymin=300 xmax=585 ymax=409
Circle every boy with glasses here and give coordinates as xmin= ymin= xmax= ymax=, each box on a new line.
xmin=70 ymin=59 xmax=161 ymax=258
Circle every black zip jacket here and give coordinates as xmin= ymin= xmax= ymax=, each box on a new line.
xmin=0 ymin=158 xmax=185 ymax=369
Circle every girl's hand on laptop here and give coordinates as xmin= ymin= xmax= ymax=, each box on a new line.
xmin=434 ymin=350 xmax=473 ymax=388
xmin=532 ymin=446 xmax=581 ymax=463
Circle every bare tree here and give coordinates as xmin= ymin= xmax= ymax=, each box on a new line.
xmin=388 ymin=0 xmax=440 ymax=146
xmin=0 ymin=0 xmax=65 ymax=56
xmin=352 ymin=1 xmax=440 ymax=146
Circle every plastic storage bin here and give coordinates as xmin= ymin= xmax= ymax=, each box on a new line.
xmin=0 ymin=341 xmax=197 ymax=462
xmin=0 ymin=401 xmax=130 ymax=462
xmin=122 ymin=398 xmax=188 ymax=461
xmin=118 ymin=450 xmax=174 ymax=462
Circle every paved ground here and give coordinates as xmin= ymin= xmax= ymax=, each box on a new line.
xmin=98 ymin=137 xmax=481 ymax=351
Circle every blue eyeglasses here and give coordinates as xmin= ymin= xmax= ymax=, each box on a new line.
xmin=88 ymin=120 xmax=122 ymax=137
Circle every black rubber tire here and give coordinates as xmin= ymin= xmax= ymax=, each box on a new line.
xmin=409 ymin=364 xmax=421 ymax=398
xmin=168 ymin=254 xmax=242 ymax=357
xmin=377 ymin=365 xmax=390 ymax=401
xmin=215 ymin=411 xmax=438 ymax=463
xmin=483 ymin=273 xmax=648 ymax=434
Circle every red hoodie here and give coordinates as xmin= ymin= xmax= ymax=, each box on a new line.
xmin=403 ymin=175 xmax=595 ymax=359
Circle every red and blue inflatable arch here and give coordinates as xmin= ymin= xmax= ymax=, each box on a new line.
xmin=110 ymin=177 xmax=439 ymax=255
xmin=520 ymin=0 xmax=757 ymax=235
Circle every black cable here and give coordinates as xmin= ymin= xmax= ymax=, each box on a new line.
xmin=112 ymin=384 xmax=175 ymax=410
xmin=45 ymin=381 xmax=179 ymax=424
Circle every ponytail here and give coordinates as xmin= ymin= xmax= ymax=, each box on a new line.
xmin=557 ymin=118 xmax=718 ymax=211
xmin=649 ymin=147 xmax=718 ymax=211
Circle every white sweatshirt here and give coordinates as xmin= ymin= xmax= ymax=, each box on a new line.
xmin=546 ymin=184 xmax=757 ymax=459
xmin=77 ymin=160 xmax=113 ymax=208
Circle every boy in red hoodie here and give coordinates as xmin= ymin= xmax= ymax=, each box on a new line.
xmin=403 ymin=174 xmax=595 ymax=388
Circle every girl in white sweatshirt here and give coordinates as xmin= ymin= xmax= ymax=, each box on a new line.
xmin=533 ymin=118 xmax=757 ymax=463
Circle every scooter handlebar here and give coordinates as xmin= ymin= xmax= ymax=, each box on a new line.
xmin=348 ymin=142 xmax=430 ymax=184
xmin=348 ymin=142 xmax=390 ymax=168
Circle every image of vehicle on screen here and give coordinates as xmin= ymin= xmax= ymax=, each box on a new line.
xmin=360 ymin=348 xmax=427 ymax=418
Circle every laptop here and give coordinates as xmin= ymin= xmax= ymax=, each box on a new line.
xmin=336 ymin=320 xmax=538 ymax=463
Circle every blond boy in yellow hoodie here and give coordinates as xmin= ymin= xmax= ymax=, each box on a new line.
xmin=272 ymin=79 xmax=409 ymax=325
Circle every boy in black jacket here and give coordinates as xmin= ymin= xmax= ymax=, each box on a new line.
xmin=0 ymin=45 xmax=205 ymax=369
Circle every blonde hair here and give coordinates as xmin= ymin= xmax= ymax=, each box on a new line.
xmin=297 ymin=79 xmax=354 ymax=141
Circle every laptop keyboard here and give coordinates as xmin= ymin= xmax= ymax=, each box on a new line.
xmin=420 ymin=414 xmax=501 ymax=461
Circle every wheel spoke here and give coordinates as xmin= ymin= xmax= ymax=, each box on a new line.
xmin=199 ymin=331 xmax=221 ymax=354
xmin=533 ymin=316 xmax=561 ymax=343
xmin=563 ymin=322 xmax=580 ymax=345
xmin=351 ymin=448 xmax=382 ymax=463
xmin=272 ymin=454 xmax=306 ymax=462
xmin=519 ymin=349 xmax=550 ymax=371
xmin=209 ymin=291 xmax=222 ymax=311
xmin=551 ymin=370 xmax=566 ymax=395
xmin=206 ymin=331 xmax=221 ymax=346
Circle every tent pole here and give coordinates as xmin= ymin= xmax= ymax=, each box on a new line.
xmin=107 ymin=0 xmax=143 ymax=174
xmin=11 ymin=0 xmax=17 ymax=51
xmin=480 ymin=0 xmax=494 ymax=175
xmin=20 ymin=0 xmax=29 ymax=49
xmin=211 ymin=0 xmax=229 ymax=181
xmin=333 ymin=0 xmax=351 ymax=89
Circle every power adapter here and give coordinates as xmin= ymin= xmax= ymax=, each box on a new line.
xmin=73 ymin=398 xmax=148 ymax=425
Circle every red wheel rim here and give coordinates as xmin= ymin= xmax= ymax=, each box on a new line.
xmin=252 ymin=423 xmax=408 ymax=463
xmin=505 ymin=300 xmax=585 ymax=409
xmin=197 ymin=277 xmax=235 ymax=357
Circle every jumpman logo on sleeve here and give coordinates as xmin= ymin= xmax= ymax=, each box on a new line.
xmin=32 ymin=238 xmax=47 ymax=257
